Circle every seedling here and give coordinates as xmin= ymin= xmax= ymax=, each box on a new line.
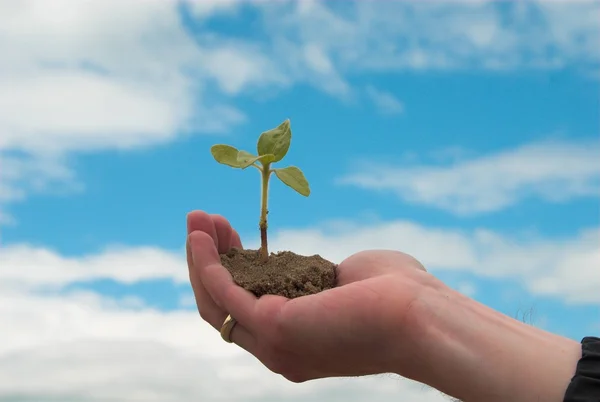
xmin=210 ymin=119 xmax=310 ymax=263
xmin=210 ymin=119 xmax=335 ymax=299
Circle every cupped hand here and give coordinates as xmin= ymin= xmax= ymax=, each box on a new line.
xmin=186 ymin=210 xmax=441 ymax=383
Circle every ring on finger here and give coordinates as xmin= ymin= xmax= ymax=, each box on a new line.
xmin=220 ymin=314 xmax=237 ymax=343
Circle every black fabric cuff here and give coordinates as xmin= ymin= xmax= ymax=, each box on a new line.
xmin=563 ymin=336 xmax=600 ymax=401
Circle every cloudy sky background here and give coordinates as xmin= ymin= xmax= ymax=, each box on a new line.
xmin=1 ymin=0 xmax=599 ymax=401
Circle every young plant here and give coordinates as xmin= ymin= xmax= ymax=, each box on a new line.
xmin=210 ymin=119 xmax=310 ymax=262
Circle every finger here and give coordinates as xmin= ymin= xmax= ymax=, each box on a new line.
xmin=187 ymin=210 xmax=219 ymax=248
xmin=187 ymin=237 xmax=224 ymax=324
xmin=230 ymin=230 xmax=243 ymax=249
xmin=216 ymin=311 xmax=258 ymax=354
xmin=186 ymin=211 xmax=225 ymax=328
xmin=187 ymin=238 xmax=257 ymax=355
xmin=210 ymin=214 xmax=243 ymax=253
xmin=189 ymin=230 xmax=259 ymax=331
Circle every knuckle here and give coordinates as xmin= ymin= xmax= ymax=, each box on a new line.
xmin=198 ymin=306 xmax=219 ymax=327
xmin=260 ymin=350 xmax=309 ymax=384
xmin=282 ymin=371 xmax=308 ymax=383
xmin=261 ymin=352 xmax=288 ymax=376
xmin=211 ymin=213 xmax=226 ymax=221
xmin=198 ymin=308 xmax=210 ymax=322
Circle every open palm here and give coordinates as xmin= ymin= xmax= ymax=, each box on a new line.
xmin=187 ymin=211 xmax=436 ymax=383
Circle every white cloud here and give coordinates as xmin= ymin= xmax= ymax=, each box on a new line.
xmin=365 ymin=86 xmax=404 ymax=115
xmin=303 ymin=44 xmax=336 ymax=75
xmin=0 ymin=153 xmax=78 ymax=204
xmin=255 ymin=221 xmax=600 ymax=304
xmin=1 ymin=215 xmax=598 ymax=399
xmin=528 ymin=235 xmax=600 ymax=304
xmin=0 ymin=71 xmax=188 ymax=154
xmin=2 ymin=218 xmax=598 ymax=304
xmin=338 ymin=140 xmax=600 ymax=215
xmin=1 ymin=237 xmax=450 ymax=400
xmin=2 ymin=3 xmax=597 ymax=398
xmin=6 ymin=222 xmax=595 ymax=306
xmin=456 ymin=281 xmax=477 ymax=297
xmin=0 ymin=280 xmax=449 ymax=401
xmin=0 ymin=244 xmax=187 ymax=290
xmin=0 ymin=0 xmax=225 ymax=155
xmin=187 ymin=0 xmax=241 ymax=19
xmin=15 ymin=0 xmax=595 ymax=163
xmin=2 ymin=0 xmax=599 ymax=223
xmin=270 ymin=1 xmax=600 ymax=73
xmin=204 ymin=45 xmax=287 ymax=95
xmin=0 ymin=0 xmax=264 ymax=222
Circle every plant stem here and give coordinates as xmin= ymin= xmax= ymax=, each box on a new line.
xmin=259 ymin=165 xmax=271 ymax=262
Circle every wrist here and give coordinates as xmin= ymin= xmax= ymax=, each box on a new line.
xmin=398 ymin=282 xmax=581 ymax=402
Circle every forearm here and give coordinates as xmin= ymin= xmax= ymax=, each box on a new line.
xmin=402 ymin=284 xmax=581 ymax=402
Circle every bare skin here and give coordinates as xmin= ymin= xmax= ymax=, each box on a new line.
xmin=186 ymin=210 xmax=581 ymax=401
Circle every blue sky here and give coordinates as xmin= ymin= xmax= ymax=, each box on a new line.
xmin=1 ymin=1 xmax=599 ymax=401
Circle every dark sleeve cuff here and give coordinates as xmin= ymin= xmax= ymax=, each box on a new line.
xmin=563 ymin=336 xmax=600 ymax=402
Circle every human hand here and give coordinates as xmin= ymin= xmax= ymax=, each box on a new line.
xmin=186 ymin=210 xmax=442 ymax=383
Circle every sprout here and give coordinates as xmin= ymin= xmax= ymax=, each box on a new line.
xmin=210 ymin=119 xmax=310 ymax=262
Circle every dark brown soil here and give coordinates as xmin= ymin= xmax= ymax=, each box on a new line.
xmin=220 ymin=248 xmax=337 ymax=298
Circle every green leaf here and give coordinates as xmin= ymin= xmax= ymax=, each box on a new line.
xmin=236 ymin=150 xmax=261 ymax=169
xmin=211 ymin=144 xmax=244 ymax=168
xmin=237 ymin=150 xmax=276 ymax=169
xmin=274 ymin=166 xmax=310 ymax=196
xmin=257 ymin=119 xmax=291 ymax=163
xmin=211 ymin=145 xmax=276 ymax=169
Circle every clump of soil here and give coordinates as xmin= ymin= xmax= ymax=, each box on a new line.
xmin=220 ymin=248 xmax=337 ymax=298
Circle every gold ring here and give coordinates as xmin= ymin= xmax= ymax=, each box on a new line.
xmin=220 ymin=314 xmax=237 ymax=343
